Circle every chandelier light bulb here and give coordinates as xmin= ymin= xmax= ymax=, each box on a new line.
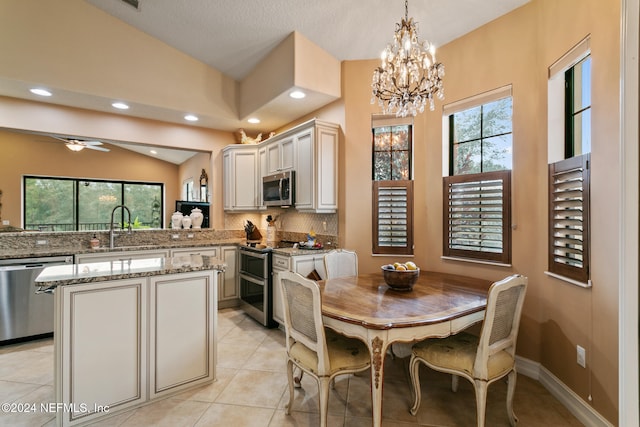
xmin=371 ymin=0 xmax=445 ymax=117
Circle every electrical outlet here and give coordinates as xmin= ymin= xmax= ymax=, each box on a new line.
xmin=172 ymin=234 xmax=180 ymax=239
xmin=577 ymin=345 xmax=586 ymax=368
xmin=2 ymin=220 xmax=9 ymax=225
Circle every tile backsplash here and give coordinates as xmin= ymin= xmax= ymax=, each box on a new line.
xmin=225 ymin=210 xmax=338 ymax=246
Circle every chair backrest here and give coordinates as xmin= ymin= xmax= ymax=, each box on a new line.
xmin=278 ymin=270 xmax=331 ymax=374
xmin=474 ymin=274 xmax=528 ymax=379
xmin=323 ymin=249 xmax=358 ymax=279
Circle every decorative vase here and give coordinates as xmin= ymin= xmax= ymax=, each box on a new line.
xmin=171 ymin=211 xmax=183 ymax=229
xmin=182 ymin=216 xmax=192 ymax=229
xmin=190 ymin=208 xmax=204 ymax=229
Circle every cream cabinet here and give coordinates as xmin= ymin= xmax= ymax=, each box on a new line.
xmin=271 ymin=252 xmax=327 ymax=326
xmin=76 ymin=249 xmax=169 ymax=264
xmin=148 ymin=272 xmax=216 ymax=399
xmin=218 ymin=245 xmax=238 ymax=307
xmin=56 ymin=278 xmax=147 ymax=426
xmin=271 ymin=254 xmax=290 ymax=324
xmin=170 ymin=246 xmax=238 ymax=308
xmin=55 ymin=271 xmax=217 ymax=426
xmin=294 ymin=121 xmax=339 ymax=213
xmin=265 ymin=136 xmax=295 ymax=174
xmin=222 ymin=118 xmax=339 ymax=212
xmin=223 ymin=144 xmax=260 ymax=211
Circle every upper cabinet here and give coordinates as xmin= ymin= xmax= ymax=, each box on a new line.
xmin=265 ymin=136 xmax=295 ymax=175
xmin=222 ymin=145 xmax=259 ymax=211
xmin=223 ymin=119 xmax=339 ymax=213
xmin=294 ymin=121 xmax=339 ymax=213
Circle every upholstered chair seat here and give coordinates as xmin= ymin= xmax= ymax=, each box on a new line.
xmin=409 ymin=274 xmax=528 ymax=427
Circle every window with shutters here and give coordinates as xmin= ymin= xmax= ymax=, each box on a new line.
xmin=443 ymin=86 xmax=513 ymax=264
xmin=443 ymin=171 xmax=511 ymax=263
xmin=372 ymin=117 xmax=413 ymax=255
xmin=548 ymin=154 xmax=590 ymax=282
xmin=547 ymin=37 xmax=591 ymax=285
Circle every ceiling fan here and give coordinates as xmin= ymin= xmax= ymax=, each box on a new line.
xmin=52 ymin=136 xmax=110 ymax=152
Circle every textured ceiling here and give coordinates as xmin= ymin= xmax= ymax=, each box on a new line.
xmin=86 ymin=0 xmax=531 ymax=81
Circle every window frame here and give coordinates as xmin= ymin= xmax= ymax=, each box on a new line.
xmin=23 ymin=176 xmax=164 ymax=231
xmin=546 ymin=35 xmax=592 ymax=286
xmin=442 ymin=85 xmax=513 ymax=264
xmin=371 ymin=115 xmax=414 ymax=256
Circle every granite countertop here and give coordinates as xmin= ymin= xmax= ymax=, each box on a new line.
xmin=35 ymin=255 xmax=226 ymax=290
xmin=271 ymin=247 xmax=334 ymax=256
xmin=0 ymin=238 xmax=245 ymax=261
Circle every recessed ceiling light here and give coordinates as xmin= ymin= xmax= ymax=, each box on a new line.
xmin=184 ymin=114 xmax=199 ymax=122
xmin=289 ymin=90 xmax=306 ymax=99
xmin=30 ymin=88 xmax=52 ymax=97
xmin=247 ymin=117 xmax=260 ymax=124
xmin=150 ymin=150 xmax=158 ymax=155
xmin=112 ymin=102 xmax=129 ymax=110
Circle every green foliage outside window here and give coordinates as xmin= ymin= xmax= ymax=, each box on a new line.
xmin=373 ymin=125 xmax=411 ymax=181
xmin=450 ymin=98 xmax=513 ymax=175
xmin=24 ymin=177 xmax=163 ymax=231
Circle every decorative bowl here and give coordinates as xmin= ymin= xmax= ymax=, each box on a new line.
xmin=381 ymin=265 xmax=420 ymax=291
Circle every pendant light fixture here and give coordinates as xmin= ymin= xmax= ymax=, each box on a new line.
xmin=371 ymin=0 xmax=445 ymax=117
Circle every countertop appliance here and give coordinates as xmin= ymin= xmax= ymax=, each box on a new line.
xmin=238 ymin=245 xmax=277 ymax=328
xmin=263 ymin=170 xmax=295 ymax=207
xmin=0 ymin=255 xmax=73 ymax=343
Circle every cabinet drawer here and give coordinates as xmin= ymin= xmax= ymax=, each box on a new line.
xmin=272 ymin=255 xmax=290 ymax=270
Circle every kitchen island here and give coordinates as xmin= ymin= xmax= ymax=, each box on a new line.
xmin=36 ymin=255 xmax=225 ymax=427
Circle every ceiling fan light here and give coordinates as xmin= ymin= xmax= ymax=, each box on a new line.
xmin=66 ymin=143 xmax=84 ymax=152
xmin=112 ymin=102 xmax=129 ymax=110
xmin=30 ymin=88 xmax=52 ymax=97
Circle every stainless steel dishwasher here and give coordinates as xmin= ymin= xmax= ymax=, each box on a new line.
xmin=0 ymin=255 xmax=73 ymax=343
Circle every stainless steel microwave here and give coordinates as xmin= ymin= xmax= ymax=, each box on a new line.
xmin=262 ymin=171 xmax=295 ymax=207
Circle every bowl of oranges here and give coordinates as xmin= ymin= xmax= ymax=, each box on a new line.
xmin=381 ymin=262 xmax=420 ymax=291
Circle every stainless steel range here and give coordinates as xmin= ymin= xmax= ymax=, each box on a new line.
xmin=238 ymin=245 xmax=277 ymax=328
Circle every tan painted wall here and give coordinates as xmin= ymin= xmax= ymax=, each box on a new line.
xmin=0 ymin=97 xmax=236 ymax=230
xmin=0 ymin=130 xmax=180 ymax=227
xmin=334 ymin=0 xmax=620 ymax=422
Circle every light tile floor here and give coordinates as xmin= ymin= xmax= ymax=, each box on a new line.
xmin=0 ymin=307 xmax=584 ymax=426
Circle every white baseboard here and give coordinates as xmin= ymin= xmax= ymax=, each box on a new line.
xmin=516 ymin=356 xmax=614 ymax=427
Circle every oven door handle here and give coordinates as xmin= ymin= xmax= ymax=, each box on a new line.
xmin=240 ymin=272 xmax=266 ymax=286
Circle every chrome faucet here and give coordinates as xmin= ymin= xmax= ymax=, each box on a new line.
xmin=109 ymin=205 xmax=132 ymax=249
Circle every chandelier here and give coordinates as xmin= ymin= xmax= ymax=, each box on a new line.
xmin=371 ymin=0 xmax=445 ymax=117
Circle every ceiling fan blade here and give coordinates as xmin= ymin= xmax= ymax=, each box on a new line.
xmin=86 ymin=145 xmax=110 ymax=152
xmin=83 ymin=140 xmax=104 ymax=146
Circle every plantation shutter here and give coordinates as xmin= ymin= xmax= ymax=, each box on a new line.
xmin=548 ymin=153 xmax=590 ymax=283
xmin=373 ymin=181 xmax=413 ymax=255
xmin=443 ymin=170 xmax=511 ymax=264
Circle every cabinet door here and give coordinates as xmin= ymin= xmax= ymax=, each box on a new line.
xmin=280 ymin=137 xmax=295 ymax=170
xmin=234 ymin=150 xmax=258 ymax=209
xmin=266 ymin=138 xmax=295 ymax=174
xmin=271 ymin=254 xmax=290 ymax=324
xmin=223 ymin=151 xmax=232 ymax=210
xmin=76 ymin=249 xmax=169 ymax=264
xmin=149 ymin=271 xmax=216 ymax=399
xmin=258 ymin=146 xmax=267 ymax=207
xmin=294 ymin=129 xmax=314 ymax=210
xmin=219 ymin=246 xmax=238 ymax=301
xmin=57 ymin=279 xmax=147 ymax=425
xmin=316 ymin=124 xmax=338 ymax=212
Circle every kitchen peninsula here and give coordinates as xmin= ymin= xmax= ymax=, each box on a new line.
xmin=36 ymin=255 xmax=225 ymax=427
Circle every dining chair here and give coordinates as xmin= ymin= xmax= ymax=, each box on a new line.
xmin=408 ymin=274 xmax=528 ymax=427
xmin=323 ymin=249 xmax=358 ymax=279
xmin=279 ymin=271 xmax=371 ymax=427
